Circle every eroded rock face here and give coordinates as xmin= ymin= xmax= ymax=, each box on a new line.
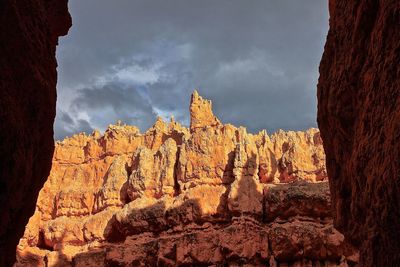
xmin=17 ymin=92 xmax=357 ymax=266
xmin=317 ymin=1 xmax=400 ymax=266
xmin=0 ymin=0 xmax=71 ymax=266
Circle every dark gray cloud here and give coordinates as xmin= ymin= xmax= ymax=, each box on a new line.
xmin=54 ymin=110 xmax=93 ymax=140
xmin=72 ymin=83 xmax=157 ymax=130
xmin=55 ymin=0 xmax=328 ymax=140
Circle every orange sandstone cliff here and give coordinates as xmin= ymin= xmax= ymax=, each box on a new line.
xmin=16 ymin=92 xmax=357 ymax=266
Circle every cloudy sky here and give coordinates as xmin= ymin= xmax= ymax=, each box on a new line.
xmin=55 ymin=0 xmax=329 ymax=140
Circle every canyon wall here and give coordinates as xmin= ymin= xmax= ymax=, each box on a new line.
xmin=317 ymin=0 xmax=400 ymax=266
xmin=0 ymin=0 xmax=71 ymax=266
xmin=16 ymin=92 xmax=358 ymax=266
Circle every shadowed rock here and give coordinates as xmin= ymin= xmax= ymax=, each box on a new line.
xmin=318 ymin=0 xmax=400 ymax=266
xmin=0 ymin=0 xmax=71 ymax=265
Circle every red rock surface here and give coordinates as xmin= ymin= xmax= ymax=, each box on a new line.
xmin=17 ymin=92 xmax=357 ymax=266
xmin=317 ymin=1 xmax=400 ymax=266
xmin=0 ymin=0 xmax=71 ymax=265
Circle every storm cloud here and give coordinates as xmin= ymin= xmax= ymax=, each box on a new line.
xmin=55 ymin=0 xmax=328 ymax=140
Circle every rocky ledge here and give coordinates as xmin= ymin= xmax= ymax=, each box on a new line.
xmin=16 ymin=91 xmax=357 ymax=266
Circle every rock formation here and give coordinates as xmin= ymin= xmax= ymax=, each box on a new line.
xmin=317 ymin=1 xmax=400 ymax=266
xmin=16 ymin=92 xmax=357 ymax=266
xmin=0 ymin=0 xmax=71 ymax=266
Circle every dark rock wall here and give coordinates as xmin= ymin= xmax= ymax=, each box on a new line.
xmin=0 ymin=0 xmax=71 ymax=265
xmin=318 ymin=0 xmax=400 ymax=266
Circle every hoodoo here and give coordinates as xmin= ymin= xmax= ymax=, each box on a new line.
xmin=16 ymin=92 xmax=357 ymax=266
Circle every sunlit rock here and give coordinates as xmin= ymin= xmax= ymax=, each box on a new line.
xmin=16 ymin=91 xmax=357 ymax=266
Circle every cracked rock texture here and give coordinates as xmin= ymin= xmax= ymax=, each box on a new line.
xmin=317 ymin=0 xmax=400 ymax=266
xmin=16 ymin=92 xmax=357 ymax=266
xmin=0 ymin=0 xmax=71 ymax=266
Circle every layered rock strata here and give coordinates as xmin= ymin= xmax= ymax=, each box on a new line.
xmin=317 ymin=0 xmax=400 ymax=266
xmin=17 ymin=92 xmax=357 ymax=266
xmin=0 ymin=0 xmax=71 ymax=265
